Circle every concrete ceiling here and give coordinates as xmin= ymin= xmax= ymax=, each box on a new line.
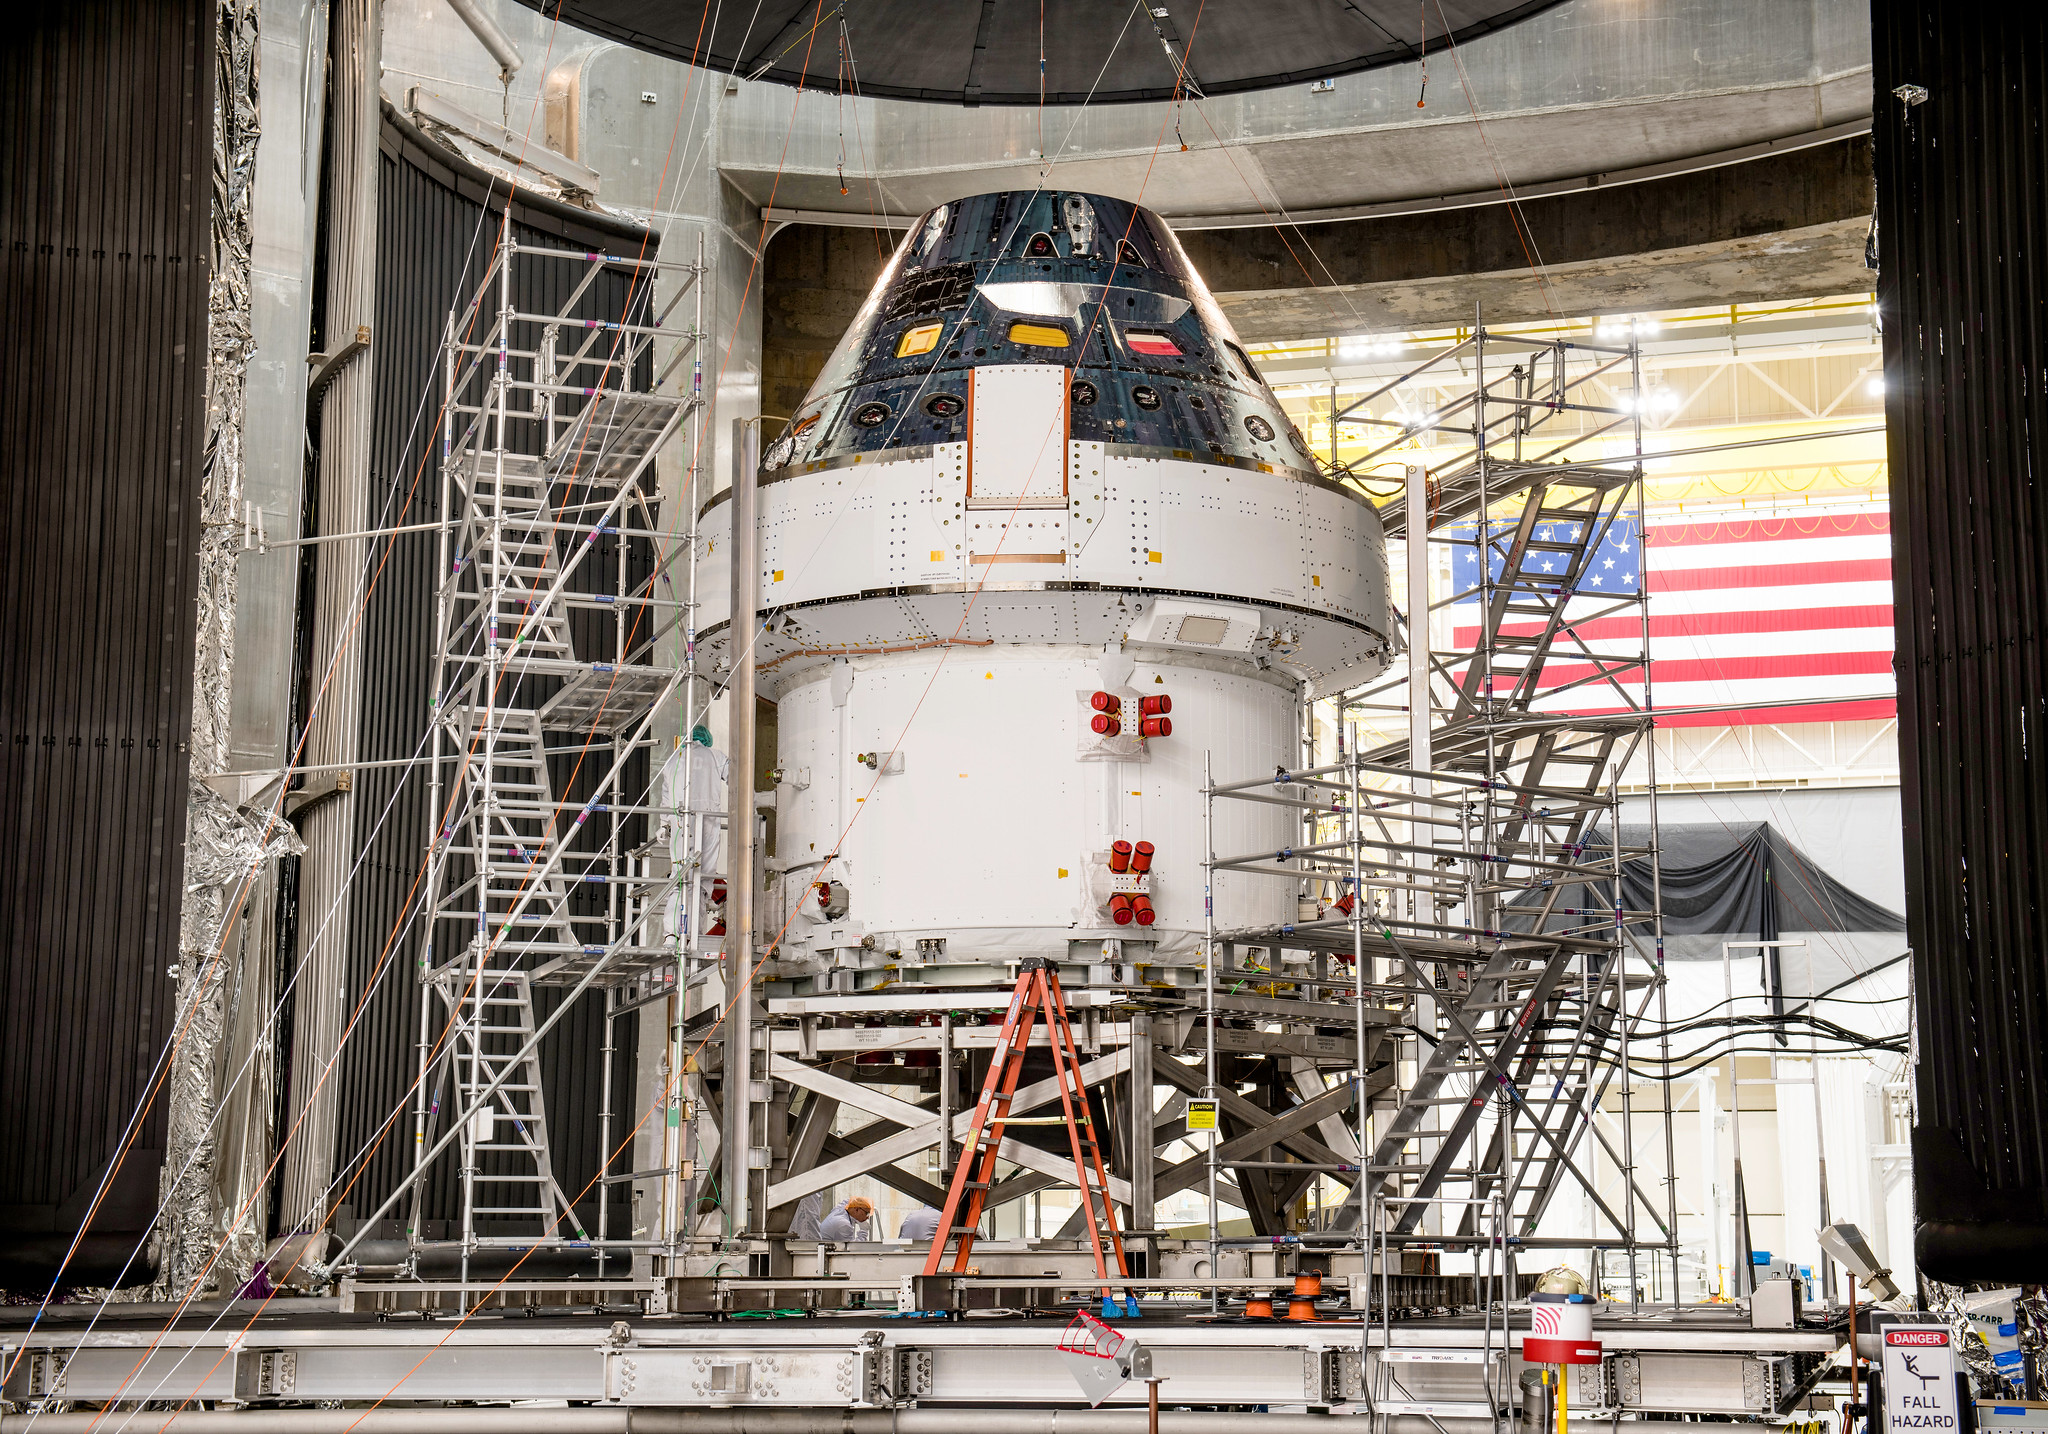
xmin=1215 ymin=217 xmax=1874 ymax=344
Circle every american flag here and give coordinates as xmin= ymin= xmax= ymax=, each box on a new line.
xmin=1447 ymin=510 xmax=1895 ymax=728
xmin=1531 ymin=1303 xmax=1563 ymax=1337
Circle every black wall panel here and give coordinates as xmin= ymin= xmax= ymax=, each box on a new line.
xmin=1875 ymin=3 xmax=2048 ymax=1280
xmin=0 ymin=0 xmax=210 ymax=1288
xmin=314 ymin=115 xmax=657 ymax=1242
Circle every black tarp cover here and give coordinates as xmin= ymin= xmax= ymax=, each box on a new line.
xmin=1506 ymin=821 xmax=1904 ymax=940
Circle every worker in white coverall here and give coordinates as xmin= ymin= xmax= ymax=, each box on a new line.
xmin=897 ymin=1203 xmax=942 ymax=1242
xmin=666 ymin=722 xmax=730 ymax=937
xmin=787 ymin=1192 xmax=825 ymax=1240
xmin=816 ymin=1196 xmax=874 ymax=1242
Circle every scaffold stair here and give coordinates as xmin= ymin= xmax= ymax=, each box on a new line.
xmin=438 ymin=967 xmax=586 ymax=1241
xmin=451 ymin=706 xmax=581 ymax=959
xmin=545 ymin=389 xmax=681 ymax=491
xmin=455 ymin=457 xmax=579 ymax=667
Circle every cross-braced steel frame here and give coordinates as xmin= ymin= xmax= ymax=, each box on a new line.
xmin=1204 ymin=315 xmax=1684 ymax=1306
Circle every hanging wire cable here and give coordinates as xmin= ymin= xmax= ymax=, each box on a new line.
xmin=291 ymin=40 xmax=1215 ymax=1429
xmin=123 ymin=16 xmax=1212 ymax=1417
xmin=126 ymin=0 xmax=841 ymax=1402
xmin=4 ymin=145 xmax=528 ymax=1389
xmin=28 ymin=3 xmax=750 ymax=1406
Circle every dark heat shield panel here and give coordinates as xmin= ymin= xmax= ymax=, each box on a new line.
xmin=1875 ymin=2 xmax=2048 ymax=1281
xmin=0 ymin=0 xmax=211 ymax=1288
xmin=510 ymin=0 xmax=1563 ymax=105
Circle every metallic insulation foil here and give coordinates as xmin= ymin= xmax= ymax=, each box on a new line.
xmin=1923 ymin=1276 xmax=2031 ymax=1399
xmin=156 ymin=0 xmax=266 ymax=1301
xmin=193 ymin=0 xmax=259 ymax=778
xmin=158 ymin=781 xmax=302 ymax=1298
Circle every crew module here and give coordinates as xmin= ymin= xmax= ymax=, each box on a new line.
xmin=701 ymin=189 xmax=1393 ymax=992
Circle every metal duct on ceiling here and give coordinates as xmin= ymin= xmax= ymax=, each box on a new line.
xmin=1875 ymin=1 xmax=2048 ymax=1281
xmin=508 ymin=0 xmax=1565 ymax=106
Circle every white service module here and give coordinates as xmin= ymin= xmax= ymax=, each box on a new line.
xmin=1879 ymin=1321 xmax=1962 ymax=1433
xmin=769 ymin=643 xmax=1298 ymax=966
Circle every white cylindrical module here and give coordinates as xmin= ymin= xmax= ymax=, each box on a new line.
xmin=771 ymin=645 xmax=1297 ymax=965
xmin=698 ymin=189 xmax=1392 ymax=989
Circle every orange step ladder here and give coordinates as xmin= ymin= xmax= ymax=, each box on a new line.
xmin=923 ymin=958 xmax=1129 ymax=1298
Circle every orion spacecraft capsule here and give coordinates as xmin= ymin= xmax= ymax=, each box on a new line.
xmin=700 ymin=190 xmax=1392 ymax=989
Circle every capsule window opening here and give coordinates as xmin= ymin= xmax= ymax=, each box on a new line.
xmin=1223 ymin=340 xmax=1262 ymax=384
xmin=1026 ymin=231 xmax=1056 ymax=257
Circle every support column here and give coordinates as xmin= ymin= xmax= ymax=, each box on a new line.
xmin=1403 ymin=461 xmax=1437 ymax=1237
xmin=1405 ymin=462 xmax=1431 ymax=778
xmin=278 ymin=0 xmax=379 ymax=1232
xmin=721 ymin=419 xmax=762 ymax=1235
xmin=1127 ymin=1013 xmax=1155 ymax=1269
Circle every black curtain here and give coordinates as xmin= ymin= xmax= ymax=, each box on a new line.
xmin=1505 ymin=821 xmax=1904 ymax=938
xmin=0 ymin=0 xmax=211 ymax=1290
xmin=1876 ymin=0 xmax=2048 ymax=1282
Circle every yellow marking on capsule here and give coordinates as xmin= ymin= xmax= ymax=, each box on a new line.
xmin=897 ymin=322 xmax=943 ymax=357
xmin=1008 ymin=322 xmax=1071 ymax=348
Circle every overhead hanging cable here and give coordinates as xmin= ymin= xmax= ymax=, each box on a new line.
xmin=1416 ymin=0 xmax=1428 ymax=108
xmin=834 ymin=18 xmax=848 ymax=193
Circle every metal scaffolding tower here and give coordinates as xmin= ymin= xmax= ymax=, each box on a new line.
xmin=1204 ymin=317 xmax=1681 ymax=1304
xmin=401 ymin=234 xmax=710 ymax=1282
